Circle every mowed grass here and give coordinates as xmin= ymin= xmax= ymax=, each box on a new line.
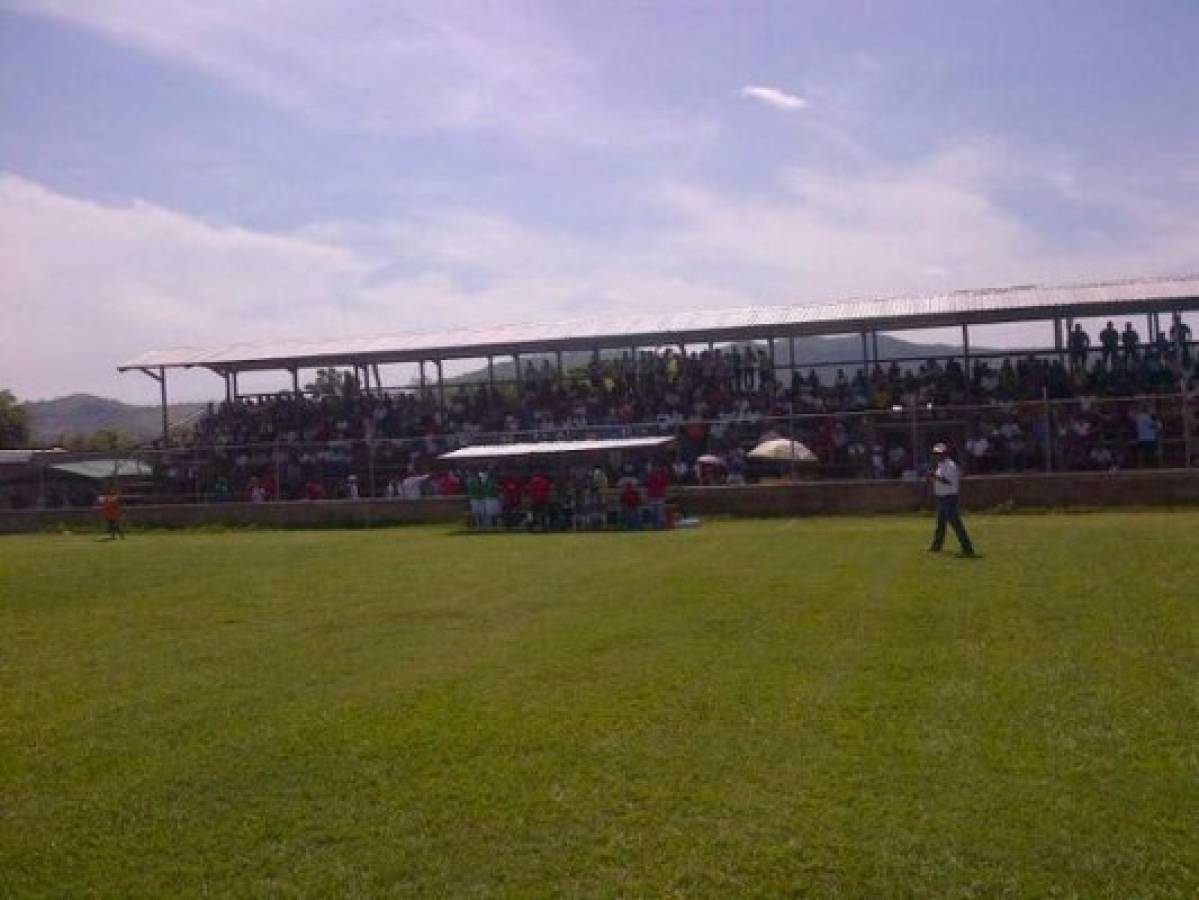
xmin=1 ymin=514 xmax=1196 ymax=898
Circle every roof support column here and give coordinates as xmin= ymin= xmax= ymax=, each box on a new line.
xmin=962 ymin=323 xmax=971 ymax=373
xmin=860 ymin=331 xmax=869 ymax=371
xmin=159 ymin=367 xmax=169 ymax=449
xmin=372 ymin=364 xmax=382 ymax=392
xmin=1183 ymin=356 xmax=1193 ymax=467
xmin=139 ymin=366 xmax=170 ymax=448
xmin=556 ymin=349 xmax=564 ymax=384
xmin=232 ymin=371 xmax=239 ymax=401
xmin=419 ymin=361 xmax=427 ymax=400
xmin=513 ymin=354 xmax=521 ymax=395
xmin=224 ymin=371 xmax=233 ymax=404
xmin=1053 ymin=317 xmax=1064 ymax=365
xmin=487 ymin=356 xmax=495 ymax=393
xmin=436 ymin=360 xmax=446 ymax=421
xmin=871 ymin=331 xmax=879 ymax=369
xmin=789 ymin=335 xmax=797 ymax=384
xmin=290 ymin=367 xmax=300 ymax=396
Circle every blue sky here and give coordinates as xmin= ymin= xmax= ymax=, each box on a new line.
xmin=2 ymin=0 xmax=1198 ymax=402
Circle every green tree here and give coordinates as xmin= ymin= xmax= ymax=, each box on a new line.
xmin=0 ymin=389 xmax=31 ymax=448
xmin=62 ymin=428 xmax=139 ymax=452
xmin=305 ymin=367 xmax=356 ymax=399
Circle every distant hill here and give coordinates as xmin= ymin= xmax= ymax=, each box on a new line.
xmin=25 ymin=394 xmax=207 ymax=446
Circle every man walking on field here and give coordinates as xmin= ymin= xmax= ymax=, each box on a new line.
xmin=928 ymin=443 xmax=975 ymax=556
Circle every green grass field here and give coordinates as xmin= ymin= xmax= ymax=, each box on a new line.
xmin=2 ymin=514 xmax=1196 ymax=897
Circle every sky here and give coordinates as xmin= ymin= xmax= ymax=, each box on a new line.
xmin=2 ymin=0 xmax=1198 ymax=403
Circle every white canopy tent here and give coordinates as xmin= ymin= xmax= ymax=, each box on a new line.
xmin=439 ymin=436 xmax=674 ymax=463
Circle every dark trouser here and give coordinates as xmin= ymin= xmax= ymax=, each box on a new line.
xmin=931 ymin=494 xmax=973 ymax=553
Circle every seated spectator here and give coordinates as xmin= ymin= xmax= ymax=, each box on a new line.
xmin=1089 ymin=444 xmax=1117 ymax=471
xmin=1131 ymin=406 xmax=1161 ymax=468
xmin=965 ymin=432 xmax=991 ymax=474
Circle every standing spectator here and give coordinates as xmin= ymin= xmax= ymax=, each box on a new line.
xmin=645 ymin=461 xmax=670 ymax=528
xmin=927 ymin=443 xmax=976 ymax=556
xmin=1121 ymin=322 xmax=1140 ymax=360
xmin=500 ymin=474 xmax=523 ymax=527
xmin=527 ymin=471 xmax=552 ymax=529
xmin=1099 ymin=321 xmax=1120 ymax=368
xmin=481 ymin=467 xmax=501 ymax=528
xmin=619 ymin=477 xmax=643 ymax=530
xmin=1169 ymin=317 xmax=1192 ymax=361
xmin=1068 ymin=324 xmax=1091 ymax=370
xmin=1154 ymin=330 xmax=1171 ymax=358
xmin=466 ymin=470 xmax=485 ymax=528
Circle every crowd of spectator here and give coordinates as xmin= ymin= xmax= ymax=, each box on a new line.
xmin=147 ymin=320 xmax=1197 ymax=501
xmin=456 ymin=460 xmax=677 ymax=531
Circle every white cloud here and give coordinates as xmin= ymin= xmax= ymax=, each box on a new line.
xmin=3 ymin=141 xmax=1198 ymax=403
xmin=0 ymin=174 xmax=368 ymax=401
xmin=7 ymin=0 xmax=711 ymax=147
xmin=740 ymin=84 xmax=807 ymax=111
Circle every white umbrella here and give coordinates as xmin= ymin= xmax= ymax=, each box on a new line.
xmin=747 ymin=438 xmax=819 ymax=464
xmin=695 ymin=453 xmax=725 ymax=466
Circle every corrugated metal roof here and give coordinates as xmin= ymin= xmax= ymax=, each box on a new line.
xmin=439 ymin=436 xmax=674 ymax=461
xmin=120 ymin=275 xmax=1199 ymax=373
xmin=49 ymin=459 xmax=153 ymax=480
xmin=0 ymin=449 xmax=67 ymax=465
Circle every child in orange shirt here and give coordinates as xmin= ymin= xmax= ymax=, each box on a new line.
xmin=101 ymin=491 xmax=125 ymax=540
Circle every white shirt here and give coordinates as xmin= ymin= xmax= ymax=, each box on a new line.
xmin=933 ymin=458 xmax=960 ymax=496
xmin=1134 ymin=412 xmax=1158 ymax=442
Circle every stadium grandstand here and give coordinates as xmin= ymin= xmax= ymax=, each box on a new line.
xmin=23 ymin=274 xmax=1193 ymax=511
xmin=102 ymin=274 xmax=1199 ymax=508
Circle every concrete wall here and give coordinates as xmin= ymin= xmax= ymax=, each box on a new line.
xmin=2 ymin=469 xmax=1198 ymax=533
xmin=677 ymin=469 xmax=1199 ymax=517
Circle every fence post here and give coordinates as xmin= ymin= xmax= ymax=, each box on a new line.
xmin=368 ymin=438 xmax=377 ymax=498
xmin=909 ymin=402 xmax=919 ymax=474
xmin=1042 ymin=388 xmax=1052 ymax=472
xmin=1182 ymin=382 xmax=1193 ymax=468
xmin=788 ymin=402 xmax=797 ymax=480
